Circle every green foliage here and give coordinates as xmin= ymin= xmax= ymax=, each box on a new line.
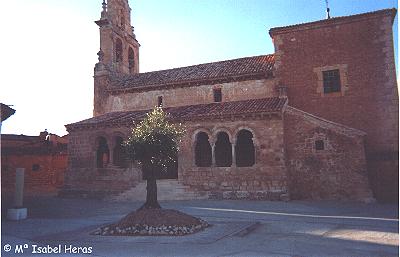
xmin=124 ymin=107 xmax=186 ymax=168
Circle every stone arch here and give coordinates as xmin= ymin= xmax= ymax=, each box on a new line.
xmin=96 ymin=136 xmax=110 ymax=168
xmin=194 ymin=131 xmax=212 ymax=167
xmin=110 ymin=131 xmax=126 ymax=141
xmin=233 ymin=126 xmax=259 ymax=146
xmin=128 ymin=47 xmax=135 ymax=72
xmin=112 ymin=133 xmax=128 ymax=168
xmin=215 ymin=131 xmax=232 ymax=167
xmin=212 ymin=127 xmax=233 ymax=144
xmin=191 ymin=128 xmax=212 ymax=143
xmin=89 ymin=132 xmax=107 ymax=151
xmin=235 ymin=129 xmax=255 ymax=167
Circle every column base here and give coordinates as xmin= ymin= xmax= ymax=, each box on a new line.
xmin=7 ymin=208 xmax=28 ymax=220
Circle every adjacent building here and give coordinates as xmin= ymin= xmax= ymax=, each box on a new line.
xmin=1 ymin=131 xmax=68 ymax=196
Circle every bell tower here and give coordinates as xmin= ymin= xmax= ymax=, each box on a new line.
xmin=93 ymin=0 xmax=140 ymax=117
xmin=95 ymin=0 xmax=140 ymax=74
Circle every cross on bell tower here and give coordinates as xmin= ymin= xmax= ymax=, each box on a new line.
xmin=95 ymin=0 xmax=140 ymax=75
xmin=325 ymin=0 xmax=331 ymax=19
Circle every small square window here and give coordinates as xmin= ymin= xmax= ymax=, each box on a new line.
xmin=32 ymin=164 xmax=40 ymax=171
xmin=315 ymin=140 xmax=325 ymax=151
xmin=157 ymin=96 xmax=163 ymax=107
xmin=213 ymin=88 xmax=222 ymax=102
xmin=323 ymin=69 xmax=341 ymax=93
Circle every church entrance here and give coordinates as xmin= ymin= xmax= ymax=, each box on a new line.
xmin=142 ymin=160 xmax=178 ymax=180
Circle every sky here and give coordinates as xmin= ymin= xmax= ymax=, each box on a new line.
xmin=0 ymin=0 xmax=397 ymax=136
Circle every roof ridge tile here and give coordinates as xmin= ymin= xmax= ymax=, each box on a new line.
xmin=111 ymin=54 xmax=274 ymax=90
xmin=66 ymin=97 xmax=286 ymax=130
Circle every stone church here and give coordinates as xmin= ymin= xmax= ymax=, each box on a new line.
xmin=64 ymin=0 xmax=398 ymax=202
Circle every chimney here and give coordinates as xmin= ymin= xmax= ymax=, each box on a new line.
xmin=39 ymin=129 xmax=48 ymax=141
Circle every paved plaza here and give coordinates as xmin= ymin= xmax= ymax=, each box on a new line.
xmin=1 ymin=196 xmax=398 ymax=257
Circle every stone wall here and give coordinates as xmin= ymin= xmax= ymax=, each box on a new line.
xmin=284 ymin=107 xmax=373 ymax=201
xmin=66 ymin=106 xmax=375 ymax=202
xmin=271 ymin=9 xmax=398 ymax=201
xmin=1 ymin=153 xmax=67 ymax=195
xmin=178 ymin=116 xmax=289 ymax=200
xmin=103 ymin=78 xmax=277 ymax=113
xmin=64 ymin=127 xmax=141 ymax=197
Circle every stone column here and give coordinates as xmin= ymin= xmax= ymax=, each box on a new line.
xmin=211 ymin=142 xmax=216 ymax=167
xmin=14 ymin=168 xmax=25 ymax=208
xmin=252 ymin=138 xmax=257 ymax=164
xmin=231 ymin=140 xmax=236 ymax=167
xmin=108 ymin=140 xmax=114 ymax=167
xmin=7 ymin=168 xmax=27 ymax=220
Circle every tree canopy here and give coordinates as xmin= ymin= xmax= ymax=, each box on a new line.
xmin=124 ymin=107 xmax=186 ymax=168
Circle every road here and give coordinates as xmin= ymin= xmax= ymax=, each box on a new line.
xmin=2 ymin=197 xmax=398 ymax=257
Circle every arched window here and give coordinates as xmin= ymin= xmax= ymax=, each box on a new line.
xmin=113 ymin=136 xmax=128 ymax=168
xmin=115 ymin=38 xmax=123 ymax=63
xmin=120 ymin=11 xmax=125 ymax=29
xmin=96 ymin=137 xmax=109 ymax=168
xmin=157 ymin=96 xmax=163 ymax=107
xmin=213 ymin=88 xmax=222 ymax=102
xmin=128 ymin=47 xmax=135 ymax=71
xmin=215 ymin=132 xmax=232 ymax=167
xmin=315 ymin=140 xmax=325 ymax=151
xmin=235 ymin=130 xmax=255 ymax=167
xmin=194 ymin=132 xmax=212 ymax=167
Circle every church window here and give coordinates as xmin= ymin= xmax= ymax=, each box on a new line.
xmin=32 ymin=164 xmax=40 ymax=172
xmin=120 ymin=12 xmax=125 ymax=29
xmin=96 ymin=137 xmax=110 ymax=168
xmin=213 ymin=88 xmax=222 ymax=102
xmin=115 ymin=38 xmax=123 ymax=63
xmin=113 ymin=136 xmax=128 ymax=168
xmin=194 ymin=132 xmax=212 ymax=167
xmin=235 ymin=130 xmax=255 ymax=167
xmin=128 ymin=47 xmax=135 ymax=71
xmin=158 ymin=96 xmax=163 ymax=107
xmin=215 ymin=132 xmax=232 ymax=167
xmin=315 ymin=140 xmax=325 ymax=151
xmin=314 ymin=65 xmax=348 ymax=96
xmin=322 ymin=69 xmax=341 ymax=93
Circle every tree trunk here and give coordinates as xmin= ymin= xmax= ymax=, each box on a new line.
xmin=140 ymin=163 xmax=161 ymax=210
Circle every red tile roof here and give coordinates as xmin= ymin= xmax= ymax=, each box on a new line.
xmin=66 ymin=97 xmax=287 ymax=130
xmin=110 ymin=55 xmax=274 ymax=91
xmin=2 ymin=134 xmax=67 ymax=155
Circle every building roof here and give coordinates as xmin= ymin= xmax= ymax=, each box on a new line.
xmin=2 ymin=134 xmax=38 ymax=145
xmin=66 ymin=97 xmax=287 ymax=130
xmin=1 ymin=133 xmax=68 ymax=155
xmin=110 ymin=55 xmax=274 ymax=92
xmin=285 ymin=106 xmax=366 ymax=137
xmin=1 ymin=103 xmax=16 ymax=122
xmin=269 ymin=8 xmax=397 ymax=36
xmin=1 ymin=134 xmax=38 ymax=141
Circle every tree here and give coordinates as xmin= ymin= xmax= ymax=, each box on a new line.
xmin=124 ymin=107 xmax=185 ymax=209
